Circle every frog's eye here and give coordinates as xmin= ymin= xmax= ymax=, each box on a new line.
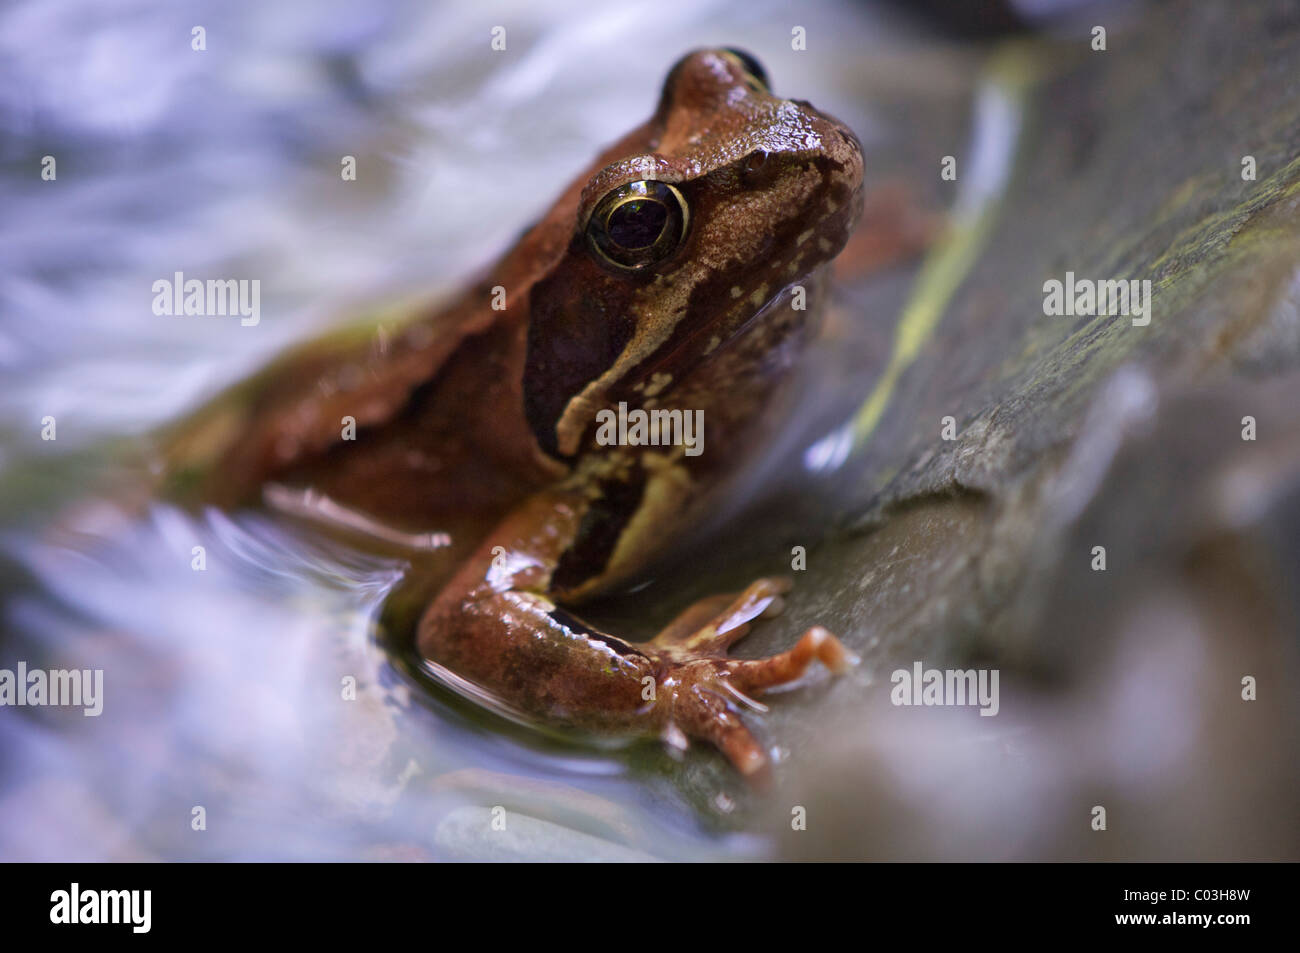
xmin=585 ymin=180 xmax=689 ymax=272
xmin=723 ymin=48 xmax=769 ymax=91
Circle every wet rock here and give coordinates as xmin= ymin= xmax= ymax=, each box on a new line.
xmin=635 ymin=0 xmax=1300 ymax=855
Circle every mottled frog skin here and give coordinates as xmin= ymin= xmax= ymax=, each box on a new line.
xmin=166 ymin=49 xmax=865 ymax=780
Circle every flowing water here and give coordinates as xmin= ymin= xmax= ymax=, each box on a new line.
xmin=0 ymin=0 xmax=926 ymax=860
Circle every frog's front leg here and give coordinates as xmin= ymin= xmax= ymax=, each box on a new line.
xmin=416 ymin=489 xmax=853 ymax=779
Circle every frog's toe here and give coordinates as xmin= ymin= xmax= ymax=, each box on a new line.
xmin=647 ymin=581 xmax=852 ymax=778
xmin=731 ymin=625 xmax=856 ymax=691
xmin=649 ymin=577 xmax=791 ymax=656
xmin=669 ymin=675 xmax=772 ymax=781
xmin=658 ymin=624 xmax=852 ymax=779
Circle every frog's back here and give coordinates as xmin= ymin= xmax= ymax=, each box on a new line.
xmin=157 ymin=263 xmax=557 ymax=535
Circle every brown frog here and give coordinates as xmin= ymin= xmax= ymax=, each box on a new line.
xmin=163 ymin=48 xmax=865 ymax=780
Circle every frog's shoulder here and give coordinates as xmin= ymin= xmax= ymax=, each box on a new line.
xmin=158 ymin=219 xmax=568 ymax=507
xmin=154 ymin=291 xmax=465 ymax=504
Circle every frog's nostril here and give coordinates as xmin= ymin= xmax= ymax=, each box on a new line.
xmin=739 ymin=149 xmax=780 ymax=190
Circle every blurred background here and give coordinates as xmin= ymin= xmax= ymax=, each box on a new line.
xmin=2 ymin=0 xmax=1297 ymax=860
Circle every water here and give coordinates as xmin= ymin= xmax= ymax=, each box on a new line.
xmin=0 ymin=0 xmax=904 ymax=861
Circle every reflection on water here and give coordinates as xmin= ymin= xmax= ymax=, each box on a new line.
xmin=3 ymin=489 xmax=754 ymax=859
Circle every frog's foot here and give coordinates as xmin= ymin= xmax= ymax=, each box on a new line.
xmin=666 ymin=667 xmax=773 ymax=780
xmin=648 ymin=578 xmax=854 ymax=779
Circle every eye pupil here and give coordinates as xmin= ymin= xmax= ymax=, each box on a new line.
xmin=607 ymin=200 xmax=668 ymax=249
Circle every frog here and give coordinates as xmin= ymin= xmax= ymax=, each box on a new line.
xmin=162 ymin=48 xmax=865 ymax=781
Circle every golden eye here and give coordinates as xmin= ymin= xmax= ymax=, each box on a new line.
xmin=585 ymin=180 xmax=689 ymax=272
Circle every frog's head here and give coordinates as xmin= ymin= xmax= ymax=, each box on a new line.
xmin=525 ymin=48 xmax=864 ymax=458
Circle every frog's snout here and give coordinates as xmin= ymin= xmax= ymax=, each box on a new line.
xmin=809 ymin=112 xmax=867 ymax=255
